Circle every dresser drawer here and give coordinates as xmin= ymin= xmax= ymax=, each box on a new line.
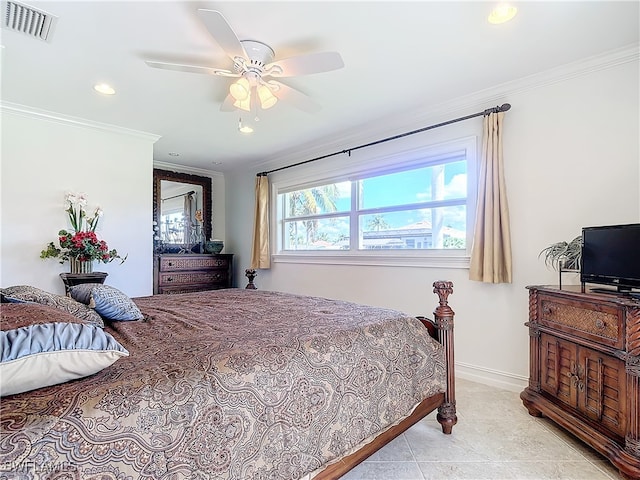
xmin=538 ymin=294 xmax=623 ymax=348
xmin=157 ymin=285 xmax=216 ymax=294
xmin=158 ymin=270 xmax=228 ymax=287
xmin=159 ymin=255 xmax=230 ymax=272
xmin=154 ymin=254 xmax=233 ymax=294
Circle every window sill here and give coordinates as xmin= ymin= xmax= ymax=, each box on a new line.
xmin=272 ymin=252 xmax=470 ymax=269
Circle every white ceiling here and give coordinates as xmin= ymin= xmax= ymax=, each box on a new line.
xmin=1 ymin=1 xmax=638 ymax=173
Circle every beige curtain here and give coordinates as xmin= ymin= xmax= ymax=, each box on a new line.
xmin=469 ymin=111 xmax=512 ymax=283
xmin=250 ymin=175 xmax=271 ymax=269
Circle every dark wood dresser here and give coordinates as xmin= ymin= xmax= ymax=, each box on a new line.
xmin=521 ymin=285 xmax=640 ymax=479
xmin=153 ymin=254 xmax=233 ymax=294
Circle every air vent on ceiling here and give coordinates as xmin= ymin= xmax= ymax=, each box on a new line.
xmin=3 ymin=1 xmax=57 ymax=42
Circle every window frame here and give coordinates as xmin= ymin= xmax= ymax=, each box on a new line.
xmin=271 ymin=136 xmax=478 ymax=269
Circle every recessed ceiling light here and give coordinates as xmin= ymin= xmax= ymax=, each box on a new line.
xmin=212 ymin=161 xmax=222 ymax=165
xmin=488 ymin=3 xmax=517 ymax=24
xmin=93 ymin=83 xmax=116 ymax=95
xmin=168 ymin=152 xmax=180 ymax=157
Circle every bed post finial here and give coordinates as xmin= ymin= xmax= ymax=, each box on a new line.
xmin=433 ymin=280 xmax=457 ymax=434
xmin=433 ymin=280 xmax=453 ymax=307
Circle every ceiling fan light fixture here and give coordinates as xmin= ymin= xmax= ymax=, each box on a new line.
xmin=233 ymin=93 xmax=252 ymax=112
xmin=230 ymin=77 xmax=250 ymax=101
xmin=257 ymin=85 xmax=277 ymax=109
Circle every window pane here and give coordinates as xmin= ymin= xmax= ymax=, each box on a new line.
xmin=359 ymin=206 xmax=466 ymax=250
xmin=283 ymin=182 xmax=350 ymax=218
xmin=283 ymin=217 xmax=350 ymax=250
xmin=359 ymin=161 xmax=467 ymax=210
xmin=160 ymin=212 xmax=189 ymax=244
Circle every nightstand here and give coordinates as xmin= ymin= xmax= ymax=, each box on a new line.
xmin=59 ymin=272 xmax=108 ymax=295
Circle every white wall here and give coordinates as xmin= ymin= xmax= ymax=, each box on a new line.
xmin=1 ymin=107 xmax=158 ymax=297
xmin=225 ymin=49 xmax=639 ymax=391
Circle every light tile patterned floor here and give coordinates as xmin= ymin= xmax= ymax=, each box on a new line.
xmin=341 ymin=379 xmax=624 ymax=480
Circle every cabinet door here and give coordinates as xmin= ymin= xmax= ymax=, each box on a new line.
xmin=540 ymin=333 xmax=578 ymax=407
xmin=578 ymin=346 xmax=627 ymax=438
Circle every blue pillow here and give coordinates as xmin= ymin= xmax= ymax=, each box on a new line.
xmin=1 ymin=321 xmax=129 ymax=396
xmin=69 ymin=284 xmax=143 ymax=321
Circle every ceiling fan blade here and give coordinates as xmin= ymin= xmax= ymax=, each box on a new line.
xmin=197 ymin=9 xmax=246 ymax=62
xmin=145 ymin=60 xmax=239 ymax=77
xmin=265 ymin=52 xmax=344 ymax=78
xmin=270 ymin=81 xmax=321 ymax=113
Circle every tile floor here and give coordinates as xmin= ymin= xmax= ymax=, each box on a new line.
xmin=341 ymin=378 xmax=624 ymax=480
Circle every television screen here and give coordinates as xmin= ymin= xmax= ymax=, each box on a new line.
xmin=581 ymin=223 xmax=640 ymax=293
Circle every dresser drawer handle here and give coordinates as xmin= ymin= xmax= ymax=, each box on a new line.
xmin=167 ymin=277 xmax=174 ymax=282
xmin=168 ymin=262 xmax=174 ymax=267
xmin=542 ymin=305 xmax=555 ymax=315
xmin=595 ymin=318 xmax=605 ymax=329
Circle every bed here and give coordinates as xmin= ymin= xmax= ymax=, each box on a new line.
xmin=0 ymin=280 xmax=456 ymax=479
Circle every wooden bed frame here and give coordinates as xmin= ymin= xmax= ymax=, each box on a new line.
xmin=315 ymin=280 xmax=457 ymax=479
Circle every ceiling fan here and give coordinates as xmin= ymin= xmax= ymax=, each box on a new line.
xmin=146 ymin=9 xmax=344 ymax=114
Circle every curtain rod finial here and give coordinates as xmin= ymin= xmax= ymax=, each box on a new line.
xmin=484 ymin=103 xmax=512 ymax=115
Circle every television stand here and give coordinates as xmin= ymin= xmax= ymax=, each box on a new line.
xmin=522 ymin=286 xmax=640 ymax=479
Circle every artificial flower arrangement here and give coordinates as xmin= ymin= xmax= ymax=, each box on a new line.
xmin=40 ymin=192 xmax=126 ymax=265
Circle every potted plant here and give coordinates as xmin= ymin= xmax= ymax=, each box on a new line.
xmin=539 ymin=236 xmax=582 ymax=271
xmin=40 ymin=192 xmax=126 ymax=273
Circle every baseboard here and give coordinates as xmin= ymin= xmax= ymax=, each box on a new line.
xmin=455 ymin=362 xmax=528 ymax=393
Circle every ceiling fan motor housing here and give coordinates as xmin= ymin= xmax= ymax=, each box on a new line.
xmin=238 ymin=40 xmax=275 ymax=69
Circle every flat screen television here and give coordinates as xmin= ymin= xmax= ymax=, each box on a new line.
xmin=580 ymin=223 xmax=640 ymax=294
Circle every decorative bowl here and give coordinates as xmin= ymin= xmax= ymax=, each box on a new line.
xmin=204 ymin=240 xmax=224 ymax=254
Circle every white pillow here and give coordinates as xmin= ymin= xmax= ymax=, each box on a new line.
xmin=0 ymin=322 xmax=129 ymax=396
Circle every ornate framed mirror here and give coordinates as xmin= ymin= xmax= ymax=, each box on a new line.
xmin=153 ymin=169 xmax=212 ymax=253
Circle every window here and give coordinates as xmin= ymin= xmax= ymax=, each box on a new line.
xmin=281 ymin=182 xmax=350 ymax=250
xmin=274 ymin=137 xmax=476 ymax=267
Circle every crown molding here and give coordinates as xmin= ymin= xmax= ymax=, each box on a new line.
xmin=0 ymin=101 xmax=161 ymax=143
xmin=153 ymin=160 xmax=224 ymax=178
xmin=442 ymin=43 xmax=640 ymax=115
xmin=255 ymin=44 xmax=639 ymax=173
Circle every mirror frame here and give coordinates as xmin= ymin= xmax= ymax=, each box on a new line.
xmin=153 ymin=168 xmax=212 ymax=247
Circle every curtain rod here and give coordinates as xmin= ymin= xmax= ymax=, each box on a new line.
xmin=257 ymin=103 xmax=511 ymax=177
xmin=162 ymin=190 xmax=196 ymax=201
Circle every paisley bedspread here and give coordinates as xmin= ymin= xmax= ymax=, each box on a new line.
xmin=1 ymin=289 xmax=446 ymax=479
